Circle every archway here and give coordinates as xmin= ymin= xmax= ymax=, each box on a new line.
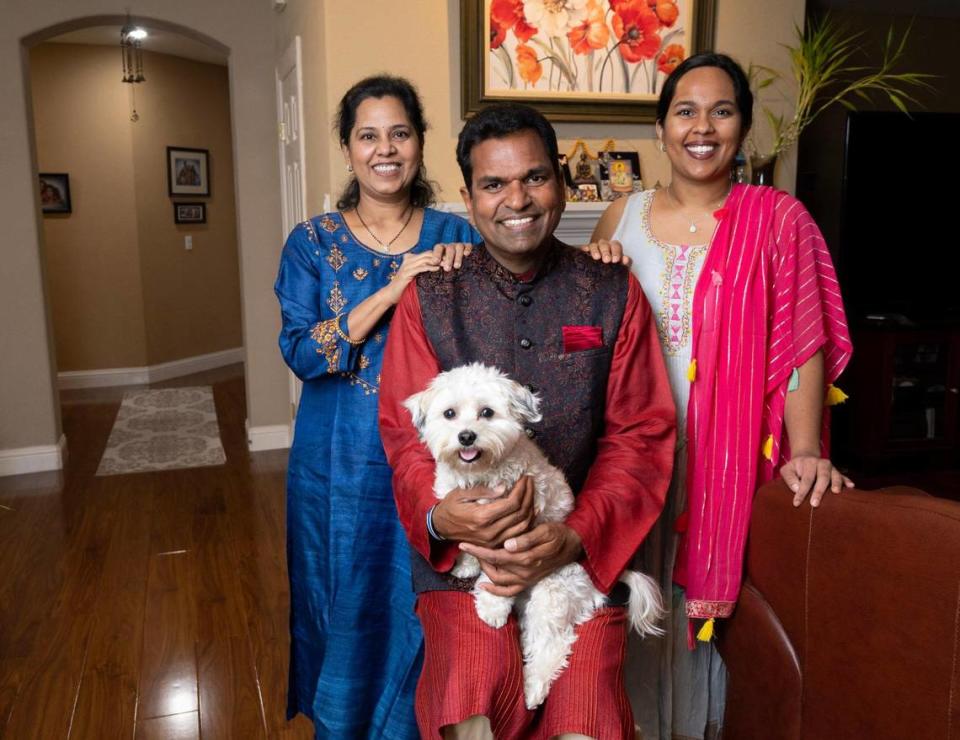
xmin=0 ymin=4 xmax=289 ymax=475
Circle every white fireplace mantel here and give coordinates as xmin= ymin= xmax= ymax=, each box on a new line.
xmin=437 ymin=201 xmax=607 ymax=247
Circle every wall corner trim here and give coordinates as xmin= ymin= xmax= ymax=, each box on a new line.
xmin=246 ymin=420 xmax=291 ymax=452
xmin=0 ymin=433 xmax=67 ymax=478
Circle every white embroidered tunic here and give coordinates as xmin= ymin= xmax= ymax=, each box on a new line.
xmin=611 ymin=189 xmax=708 ymax=438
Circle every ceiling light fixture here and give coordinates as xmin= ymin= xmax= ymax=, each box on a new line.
xmin=120 ymin=19 xmax=146 ymax=84
xmin=120 ymin=16 xmax=146 ymax=122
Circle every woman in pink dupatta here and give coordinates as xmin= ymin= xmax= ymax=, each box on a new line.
xmin=591 ymin=54 xmax=852 ymax=740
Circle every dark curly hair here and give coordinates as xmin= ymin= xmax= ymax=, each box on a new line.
xmin=334 ymin=75 xmax=437 ymax=210
xmin=656 ymin=52 xmax=753 ymax=138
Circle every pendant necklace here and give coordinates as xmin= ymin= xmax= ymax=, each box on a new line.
xmin=355 ymin=205 xmax=415 ymax=252
xmin=667 ymin=185 xmax=730 ymax=234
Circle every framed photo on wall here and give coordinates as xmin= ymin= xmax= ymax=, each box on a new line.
xmin=461 ymin=0 xmax=716 ymax=122
xmin=39 ymin=173 xmax=71 ymax=214
xmin=167 ymin=146 xmax=210 ymax=197
xmin=173 ymin=202 xmax=207 ymax=224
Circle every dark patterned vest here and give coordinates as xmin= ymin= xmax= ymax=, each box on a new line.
xmin=412 ymin=241 xmax=630 ymax=592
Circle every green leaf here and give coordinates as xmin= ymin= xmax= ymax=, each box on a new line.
xmin=888 ymin=93 xmax=909 ymax=114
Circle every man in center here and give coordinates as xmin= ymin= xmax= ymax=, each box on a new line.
xmin=379 ymin=103 xmax=675 ymax=739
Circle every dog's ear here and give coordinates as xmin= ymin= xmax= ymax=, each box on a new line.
xmin=509 ymin=382 xmax=542 ymax=424
xmin=402 ymin=389 xmax=432 ymax=436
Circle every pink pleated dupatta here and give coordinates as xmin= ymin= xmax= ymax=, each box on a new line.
xmin=673 ymin=184 xmax=852 ymax=621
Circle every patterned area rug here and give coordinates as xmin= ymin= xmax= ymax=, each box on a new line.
xmin=96 ymin=386 xmax=226 ymax=476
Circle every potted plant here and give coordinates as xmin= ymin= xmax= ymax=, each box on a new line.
xmin=746 ymin=14 xmax=933 ymax=185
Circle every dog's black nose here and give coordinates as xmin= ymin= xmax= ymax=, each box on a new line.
xmin=458 ymin=430 xmax=477 ymax=447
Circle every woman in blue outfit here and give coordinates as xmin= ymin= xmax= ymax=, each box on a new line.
xmin=275 ymin=75 xmax=479 ymax=738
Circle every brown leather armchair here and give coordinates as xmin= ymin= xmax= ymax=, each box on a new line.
xmin=719 ymin=480 xmax=960 ymax=739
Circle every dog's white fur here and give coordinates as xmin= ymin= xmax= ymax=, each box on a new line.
xmin=404 ymin=363 xmax=664 ymax=709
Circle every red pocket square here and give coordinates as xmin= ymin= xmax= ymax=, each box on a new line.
xmin=562 ymin=325 xmax=603 ymax=353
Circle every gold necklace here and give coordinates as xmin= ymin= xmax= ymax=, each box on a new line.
xmin=355 ymin=205 xmax=415 ymax=252
xmin=666 ymin=185 xmax=730 ymax=234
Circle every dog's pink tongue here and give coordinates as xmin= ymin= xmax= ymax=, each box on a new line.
xmin=459 ymin=447 xmax=480 ymax=462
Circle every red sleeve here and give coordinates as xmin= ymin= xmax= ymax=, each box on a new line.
xmin=378 ymin=283 xmax=460 ymax=572
xmin=565 ymin=275 xmax=677 ymax=593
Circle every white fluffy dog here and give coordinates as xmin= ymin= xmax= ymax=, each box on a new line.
xmin=404 ymin=362 xmax=664 ymax=709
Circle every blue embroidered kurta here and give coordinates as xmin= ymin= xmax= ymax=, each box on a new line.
xmin=275 ymin=208 xmax=478 ymax=739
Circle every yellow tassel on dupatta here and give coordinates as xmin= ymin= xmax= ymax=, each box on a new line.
xmin=687 ymin=359 xmax=697 ymax=382
xmin=825 ymin=384 xmax=849 ymax=406
xmin=761 ymin=434 xmax=774 ymax=461
xmin=696 ymin=618 xmax=715 ymax=642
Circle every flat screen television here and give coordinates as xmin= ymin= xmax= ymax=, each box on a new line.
xmin=840 ymin=111 xmax=960 ymax=326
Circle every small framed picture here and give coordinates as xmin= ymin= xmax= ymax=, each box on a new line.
xmin=167 ymin=146 xmax=210 ymax=197
xmin=599 ymin=151 xmax=643 ymax=200
xmin=39 ymin=173 xmax=71 ymax=214
xmin=575 ymin=183 xmax=601 ymax=202
xmin=173 ymin=202 xmax=206 ymax=224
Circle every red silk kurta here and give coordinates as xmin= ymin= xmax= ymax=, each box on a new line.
xmin=379 ymin=272 xmax=676 ymax=594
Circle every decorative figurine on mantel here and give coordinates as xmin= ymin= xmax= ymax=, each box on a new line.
xmin=571 ymin=146 xmax=601 ymax=202
xmin=564 ymin=139 xmax=642 ymax=202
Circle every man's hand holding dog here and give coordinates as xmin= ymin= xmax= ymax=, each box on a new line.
xmin=431 ymin=476 xmax=535 ymax=548
xmin=460 ymin=523 xmax=583 ymax=597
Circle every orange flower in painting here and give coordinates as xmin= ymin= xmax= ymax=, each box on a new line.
xmin=651 ymin=0 xmax=679 ymax=27
xmin=491 ymin=0 xmax=538 ymax=44
xmin=516 ymin=43 xmax=543 ymax=86
xmin=567 ymin=1 xmax=610 ymax=55
xmin=658 ymin=43 xmax=685 ymax=74
xmin=612 ymin=2 xmax=662 ymax=63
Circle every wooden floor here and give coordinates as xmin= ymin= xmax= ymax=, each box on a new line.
xmin=0 ymin=365 xmax=313 ymax=738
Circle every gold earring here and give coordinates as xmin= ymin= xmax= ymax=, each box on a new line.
xmin=658 ymin=140 xmax=666 ymax=153
xmin=346 ymin=163 xmax=353 ymax=173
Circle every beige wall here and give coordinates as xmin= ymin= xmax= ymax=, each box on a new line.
xmin=279 ymin=0 xmax=804 ymax=211
xmin=30 ymin=44 xmax=243 ymax=372
xmin=130 ymin=50 xmax=242 ymax=366
xmin=1 ymin=2 xmax=287 ymax=456
xmin=30 ymin=43 xmax=148 ymax=370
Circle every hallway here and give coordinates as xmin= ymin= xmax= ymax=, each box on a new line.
xmin=0 ymin=366 xmax=311 ymax=738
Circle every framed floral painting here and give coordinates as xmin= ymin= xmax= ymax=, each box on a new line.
xmin=461 ymin=0 xmax=716 ymax=122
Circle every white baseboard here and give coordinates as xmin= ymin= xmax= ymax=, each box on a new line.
xmin=58 ymin=347 xmax=244 ymax=390
xmin=0 ymin=434 xmax=67 ymax=477
xmin=246 ymin=420 xmax=291 ymax=452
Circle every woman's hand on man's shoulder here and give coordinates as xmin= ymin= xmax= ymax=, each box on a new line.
xmin=579 ymin=239 xmax=631 ymax=267
xmin=432 ymin=242 xmax=473 ymax=272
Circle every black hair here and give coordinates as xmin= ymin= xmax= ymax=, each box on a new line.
xmin=334 ymin=74 xmax=436 ymax=210
xmin=456 ymin=103 xmax=561 ymax=191
xmin=656 ymin=52 xmax=753 ymax=137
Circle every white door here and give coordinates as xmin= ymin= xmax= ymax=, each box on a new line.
xmin=277 ymin=36 xmax=307 ymax=423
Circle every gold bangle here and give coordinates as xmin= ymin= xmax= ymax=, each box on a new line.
xmin=335 ymin=314 xmax=365 ymax=345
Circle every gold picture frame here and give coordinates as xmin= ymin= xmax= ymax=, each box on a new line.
xmin=461 ymin=0 xmax=717 ymax=123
